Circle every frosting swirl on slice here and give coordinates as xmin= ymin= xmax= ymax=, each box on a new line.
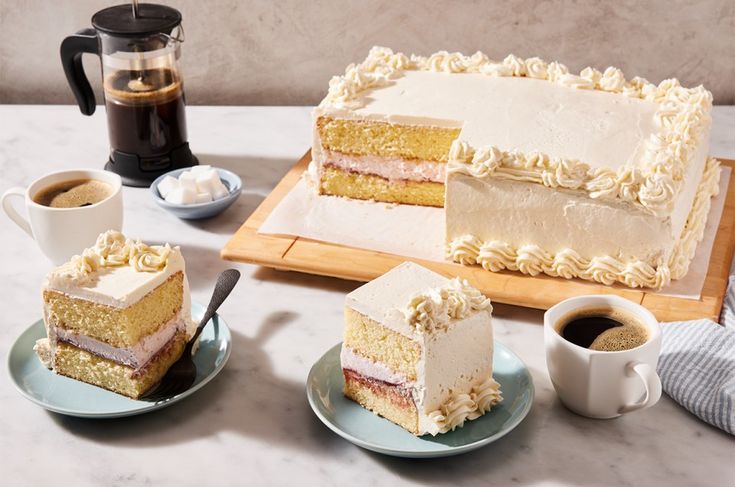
xmin=49 ymin=230 xmax=175 ymax=284
xmin=403 ymin=277 xmax=492 ymax=334
xmin=425 ymin=377 xmax=502 ymax=435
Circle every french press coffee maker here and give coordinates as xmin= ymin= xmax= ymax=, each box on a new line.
xmin=61 ymin=2 xmax=197 ymax=187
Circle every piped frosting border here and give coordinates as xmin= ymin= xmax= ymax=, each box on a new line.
xmin=446 ymin=157 xmax=721 ymax=289
xmin=320 ymin=47 xmax=713 ymax=217
xmin=424 ymin=377 xmax=502 ymax=435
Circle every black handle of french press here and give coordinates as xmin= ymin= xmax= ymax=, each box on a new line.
xmin=60 ymin=28 xmax=100 ymax=116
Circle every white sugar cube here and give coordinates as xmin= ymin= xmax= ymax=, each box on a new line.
xmin=157 ymin=175 xmax=179 ymax=198
xmin=211 ymin=180 xmax=229 ymax=200
xmin=195 ymin=192 xmax=213 ymax=204
xmin=165 ymin=186 xmax=196 ymax=205
xmin=189 ymin=165 xmax=212 ymax=175
xmin=195 ymin=169 xmax=220 ymax=194
xmin=178 ymin=171 xmax=197 ymax=191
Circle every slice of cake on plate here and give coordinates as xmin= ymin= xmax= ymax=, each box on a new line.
xmin=341 ymin=261 xmax=501 ymax=436
xmin=312 ymin=47 xmax=720 ymax=289
xmin=34 ymin=230 xmax=195 ymax=399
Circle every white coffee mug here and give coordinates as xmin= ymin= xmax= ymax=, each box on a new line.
xmin=2 ymin=169 xmax=123 ymax=264
xmin=544 ymin=295 xmax=662 ymax=419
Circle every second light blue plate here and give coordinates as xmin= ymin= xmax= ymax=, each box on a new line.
xmin=307 ymin=341 xmax=534 ymax=458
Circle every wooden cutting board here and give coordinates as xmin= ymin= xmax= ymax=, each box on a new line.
xmin=222 ymin=151 xmax=735 ymax=322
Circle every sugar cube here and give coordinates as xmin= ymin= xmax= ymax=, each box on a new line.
xmin=165 ymin=186 xmax=196 ymax=205
xmin=211 ymin=180 xmax=229 ymax=200
xmin=157 ymin=175 xmax=179 ymax=198
xmin=189 ymin=165 xmax=212 ymax=175
xmin=178 ymin=171 xmax=197 ymax=191
xmin=195 ymin=169 xmax=220 ymax=194
xmin=195 ymin=192 xmax=213 ymax=204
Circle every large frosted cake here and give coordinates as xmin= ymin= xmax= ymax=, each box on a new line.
xmin=311 ymin=47 xmax=721 ymax=289
xmin=35 ymin=231 xmax=195 ymax=398
xmin=341 ymin=262 xmax=501 ymax=436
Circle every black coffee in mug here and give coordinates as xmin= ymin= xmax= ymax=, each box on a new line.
xmin=33 ymin=179 xmax=113 ymax=208
xmin=558 ymin=307 xmax=649 ymax=352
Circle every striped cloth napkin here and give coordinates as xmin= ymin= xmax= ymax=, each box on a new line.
xmin=658 ymin=272 xmax=735 ymax=435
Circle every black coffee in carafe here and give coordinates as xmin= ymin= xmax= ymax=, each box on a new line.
xmin=61 ymin=2 xmax=197 ymax=187
xmin=104 ymin=67 xmax=187 ymax=158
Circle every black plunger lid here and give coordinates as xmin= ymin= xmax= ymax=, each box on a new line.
xmin=92 ymin=3 xmax=182 ymax=37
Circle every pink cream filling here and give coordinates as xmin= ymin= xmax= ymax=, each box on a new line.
xmin=323 ymin=151 xmax=445 ymax=183
xmin=340 ymin=345 xmax=412 ymax=386
xmin=53 ymin=316 xmax=185 ymax=370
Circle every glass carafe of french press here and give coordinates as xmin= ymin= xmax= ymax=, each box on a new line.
xmin=61 ymin=2 xmax=197 ymax=187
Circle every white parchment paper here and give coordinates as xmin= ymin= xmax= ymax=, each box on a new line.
xmin=259 ymin=168 xmax=731 ymax=300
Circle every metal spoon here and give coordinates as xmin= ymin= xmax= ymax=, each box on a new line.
xmin=139 ymin=269 xmax=240 ymax=402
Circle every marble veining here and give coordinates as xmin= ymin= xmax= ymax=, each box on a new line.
xmin=0 ymin=106 xmax=734 ymax=486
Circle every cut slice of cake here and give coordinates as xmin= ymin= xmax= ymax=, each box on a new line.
xmin=341 ymin=261 xmax=501 ymax=436
xmin=312 ymin=47 xmax=720 ymax=289
xmin=35 ymin=230 xmax=195 ymax=399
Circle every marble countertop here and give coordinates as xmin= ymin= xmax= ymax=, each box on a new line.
xmin=1 ymin=105 xmax=734 ymax=486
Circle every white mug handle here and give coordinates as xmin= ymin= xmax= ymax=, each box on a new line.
xmin=618 ymin=361 xmax=662 ymax=414
xmin=1 ymin=187 xmax=33 ymax=238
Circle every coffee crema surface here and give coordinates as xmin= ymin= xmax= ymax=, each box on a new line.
xmin=33 ymin=179 xmax=113 ymax=208
xmin=557 ymin=306 xmax=649 ymax=352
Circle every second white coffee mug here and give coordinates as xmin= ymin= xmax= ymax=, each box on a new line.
xmin=544 ymin=295 xmax=662 ymax=419
xmin=2 ymin=169 xmax=123 ymax=264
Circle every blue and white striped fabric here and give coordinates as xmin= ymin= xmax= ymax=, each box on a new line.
xmin=718 ymin=272 xmax=735 ymax=330
xmin=658 ymin=318 xmax=735 ymax=435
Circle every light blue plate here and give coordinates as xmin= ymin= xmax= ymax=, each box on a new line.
xmin=7 ymin=302 xmax=231 ymax=418
xmin=307 ymin=341 xmax=534 ymax=458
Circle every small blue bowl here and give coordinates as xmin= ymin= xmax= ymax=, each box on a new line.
xmin=150 ymin=167 xmax=242 ymax=220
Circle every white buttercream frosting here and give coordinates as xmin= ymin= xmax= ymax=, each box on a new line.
xmin=424 ymin=377 xmax=502 ymax=435
xmin=49 ymin=230 xmax=174 ymax=286
xmin=317 ymin=47 xmax=712 ymax=217
xmin=403 ymin=277 xmax=492 ymax=333
xmin=44 ymin=231 xmax=187 ymax=309
xmin=446 ymin=157 xmax=720 ymax=289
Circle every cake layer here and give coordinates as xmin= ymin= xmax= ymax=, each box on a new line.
xmin=323 ymin=151 xmax=445 ymax=183
xmin=343 ymin=368 xmax=419 ymax=434
xmin=320 ymin=166 xmax=444 ymax=207
xmin=53 ymin=314 xmax=185 ymax=369
xmin=44 ymin=272 xmax=184 ymax=348
xmin=343 ymin=307 xmax=420 ymax=381
xmin=316 ymin=117 xmax=460 ymax=162
xmin=54 ymin=331 xmax=186 ymax=399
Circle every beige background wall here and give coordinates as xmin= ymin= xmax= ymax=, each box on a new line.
xmin=1 ymin=0 xmax=733 ymax=105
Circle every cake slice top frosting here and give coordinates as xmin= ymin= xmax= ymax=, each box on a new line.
xmin=44 ymin=230 xmax=186 ymax=308
xmin=346 ymin=261 xmax=491 ymax=338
